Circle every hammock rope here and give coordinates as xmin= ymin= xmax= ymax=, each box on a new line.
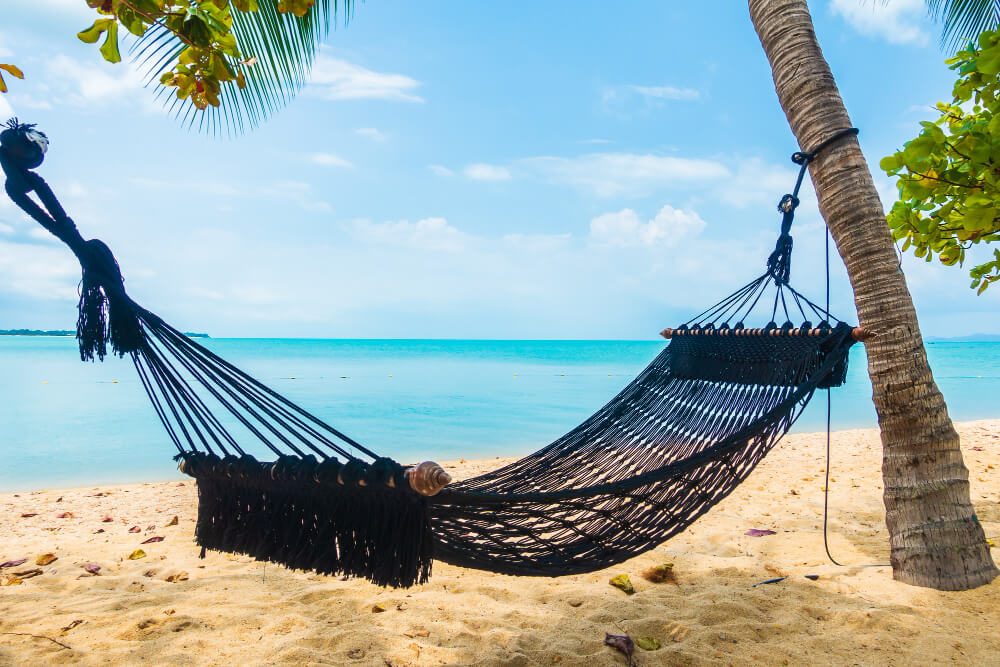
xmin=1 ymin=118 xmax=864 ymax=587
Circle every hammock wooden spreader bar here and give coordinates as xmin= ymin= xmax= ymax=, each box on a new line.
xmin=0 ymin=118 xmax=864 ymax=588
xmin=661 ymin=326 xmax=873 ymax=341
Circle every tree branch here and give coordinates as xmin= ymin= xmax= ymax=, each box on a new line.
xmin=912 ymin=172 xmax=983 ymax=190
xmin=0 ymin=632 xmax=72 ymax=651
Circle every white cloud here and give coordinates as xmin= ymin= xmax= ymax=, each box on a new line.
xmin=45 ymin=54 xmax=145 ymax=105
xmin=265 ymin=181 xmax=331 ymax=213
xmin=350 ymin=217 xmax=467 ymax=252
xmin=428 ymin=164 xmax=454 ymax=177
xmin=464 ymin=163 xmax=512 ymax=182
xmin=629 ymin=85 xmax=700 ymax=101
xmin=0 ymin=240 xmax=79 ymax=301
xmin=831 ymin=0 xmax=928 ymax=45
xmin=522 ymin=153 xmax=729 ymax=197
xmin=131 ymin=175 xmax=331 ymax=212
xmin=187 ymin=286 xmax=225 ymax=301
xmin=602 ymin=84 xmax=702 ymax=115
xmin=718 ymin=157 xmax=806 ymax=209
xmin=0 ymin=95 xmax=13 ymax=119
xmin=355 ymin=127 xmax=386 ymax=141
xmin=26 ymin=0 xmax=93 ymax=19
xmin=66 ymin=182 xmax=87 ymax=197
xmin=501 ymin=232 xmax=572 ymax=252
xmin=130 ymin=177 xmax=241 ymax=197
xmin=0 ymin=222 xmax=13 ymax=235
xmin=310 ymin=152 xmax=354 ymax=168
xmin=590 ymin=205 xmax=706 ymax=248
xmin=307 ymin=55 xmax=423 ymax=102
xmin=29 ymin=228 xmax=59 ymax=243
xmin=16 ymin=96 xmax=53 ymax=111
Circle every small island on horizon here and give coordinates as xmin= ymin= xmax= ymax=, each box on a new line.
xmin=0 ymin=329 xmax=210 ymax=338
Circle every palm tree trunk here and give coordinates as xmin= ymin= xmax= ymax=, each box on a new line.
xmin=748 ymin=0 xmax=998 ymax=590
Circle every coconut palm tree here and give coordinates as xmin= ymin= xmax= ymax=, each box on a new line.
xmin=749 ymin=0 xmax=997 ymax=590
xmin=926 ymin=0 xmax=1000 ymax=50
xmin=132 ymin=0 xmax=353 ymax=135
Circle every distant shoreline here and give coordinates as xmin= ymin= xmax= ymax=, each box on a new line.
xmin=0 ymin=329 xmax=210 ymax=338
xmin=2 ymin=330 xmax=998 ymax=342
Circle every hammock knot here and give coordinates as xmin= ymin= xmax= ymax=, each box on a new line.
xmin=236 ymin=454 xmax=261 ymax=480
xmin=292 ymin=454 xmax=320 ymax=483
xmin=75 ymin=238 xmax=144 ymax=362
xmin=778 ymin=194 xmax=799 ymax=214
xmin=316 ymin=457 xmax=343 ymax=485
xmin=766 ymin=232 xmax=794 ymax=286
xmin=367 ymin=457 xmax=403 ymax=487
xmin=791 ymin=151 xmax=814 ymax=166
xmin=340 ymin=459 xmax=368 ymax=486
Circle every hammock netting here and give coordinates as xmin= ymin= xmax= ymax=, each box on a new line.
xmin=1 ymin=118 xmax=860 ymax=588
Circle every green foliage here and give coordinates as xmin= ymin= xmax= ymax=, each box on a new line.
xmin=881 ymin=29 xmax=1000 ymax=294
xmin=926 ymin=0 xmax=1000 ymax=52
xmin=74 ymin=0 xmax=350 ymax=134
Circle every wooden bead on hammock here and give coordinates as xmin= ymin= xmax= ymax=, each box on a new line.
xmin=407 ymin=461 xmax=452 ymax=496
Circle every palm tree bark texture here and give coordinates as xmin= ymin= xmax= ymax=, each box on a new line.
xmin=748 ymin=0 xmax=997 ymax=590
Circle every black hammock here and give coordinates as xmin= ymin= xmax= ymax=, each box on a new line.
xmin=1 ymin=119 xmax=863 ymax=588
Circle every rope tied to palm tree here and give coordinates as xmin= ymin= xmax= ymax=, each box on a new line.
xmin=767 ymin=127 xmax=859 ymax=287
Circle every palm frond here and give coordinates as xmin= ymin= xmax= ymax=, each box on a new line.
xmin=131 ymin=0 xmax=353 ymax=137
xmin=925 ymin=0 xmax=1000 ymax=52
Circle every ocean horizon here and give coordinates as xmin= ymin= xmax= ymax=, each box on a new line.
xmin=3 ymin=335 xmax=998 ymax=492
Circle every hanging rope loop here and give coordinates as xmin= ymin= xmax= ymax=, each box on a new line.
xmin=791 ymin=151 xmax=813 ymax=165
xmin=764 ymin=128 xmax=859 ymax=287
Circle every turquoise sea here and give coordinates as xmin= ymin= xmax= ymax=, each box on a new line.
xmin=2 ymin=337 xmax=999 ymax=491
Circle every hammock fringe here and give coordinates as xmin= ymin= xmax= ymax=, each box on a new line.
xmin=76 ymin=239 xmax=144 ymax=362
xmin=184 ymin=453 xmax=434 ymax=588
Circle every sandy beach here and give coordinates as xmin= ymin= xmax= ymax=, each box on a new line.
xmin=1 ymin=420 xmax=998 ymax=666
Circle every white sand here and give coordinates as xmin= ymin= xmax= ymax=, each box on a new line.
xmin=1 ymin=420 xmax=999 ymax=665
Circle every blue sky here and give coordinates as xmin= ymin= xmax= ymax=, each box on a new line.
xmin=0 ymin=0 xmax=996 ymax=339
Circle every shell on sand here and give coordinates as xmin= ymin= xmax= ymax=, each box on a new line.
xmin=406 ymin=461 xmax=452 ymax=496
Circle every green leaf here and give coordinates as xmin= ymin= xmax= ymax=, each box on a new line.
xmin=134 ymin=0 xmax=161 ymax=13
xmin=904 ymin=136 xmax=936 ymax=161
xmin=99 ymin=21 xmax=122 ymax=64
xmin=116 ymin=6 xmax=148 ymax=37
xmin=181 ymin=13 xmax=214 ymax=48
xmin=978 ymin=46 xmax=1000 ymax=77
xmin=77 ymin=18 xmax=115 ymax=44
xmin=880 ymin=154 xmax=901 ymax=172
